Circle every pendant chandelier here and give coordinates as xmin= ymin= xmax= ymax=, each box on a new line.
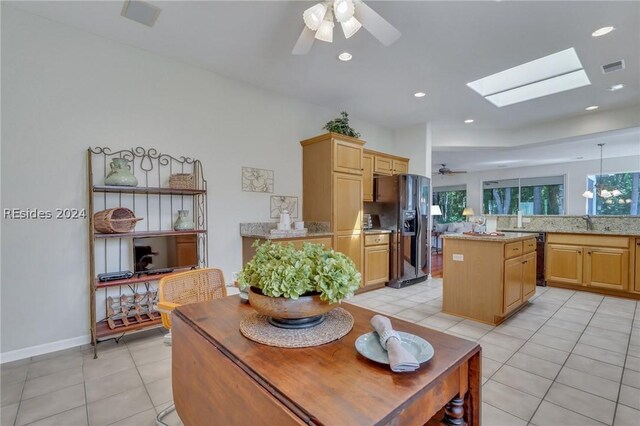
xmin=582 ymin=143 xmax=624 ymax=201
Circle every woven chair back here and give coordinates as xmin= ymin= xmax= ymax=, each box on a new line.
xmin=158 ymin=268 xmax=227 ymax=328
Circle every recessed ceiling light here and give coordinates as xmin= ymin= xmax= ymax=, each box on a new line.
xmin=338 ymin=52 xmax=352 ymax=61
xmin=609 ymin=83 xmax=625 ymax=91
xmin=467 ymin=48 xmax=590 ymax=107
xmin=464 ymin=119 xmax=474 ymax=124
xmin=592 ymin=26 xmax=615 ymax=37
xmin=585 ymin=105 xmax=599 ymax=111
xmin=414 ymin=92 xmax=426 ymax=98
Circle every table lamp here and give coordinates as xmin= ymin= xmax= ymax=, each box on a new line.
xmin=430 ymin=205 xmax=442 ymax=216
xmin=462 ymin=207 xmax=474 ymax=221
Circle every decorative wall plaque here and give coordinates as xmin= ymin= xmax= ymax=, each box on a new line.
xmin=270 ymin=196 xmax=298 ymax=219
xmin=242 ymin=167 xmax=274 ymax=193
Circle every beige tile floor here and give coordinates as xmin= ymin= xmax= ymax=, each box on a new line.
xmin=2 ymin=279 xmax=639 ymax=426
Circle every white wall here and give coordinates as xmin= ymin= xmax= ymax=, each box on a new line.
xmin=432 ymin=155 xmax=640 ymax=216
xmin=0 ymin=6 xmax=395 ymax=357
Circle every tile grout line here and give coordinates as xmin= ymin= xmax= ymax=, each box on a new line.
xmin=526 ymin=295 xmax=622 ymax=425
xmin=611 ymin=301 xmax=639 ymax=422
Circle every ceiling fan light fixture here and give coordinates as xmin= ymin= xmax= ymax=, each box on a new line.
xmin=592 ymin=26 xmax=615 ymax=37
xmin=333 ymin=0 xmax=355 ymax=23
xmin=303 ymin=2 xmax=328 ymax=31
xmin=341 ymin=16 xmax=362 ymax=39
xmin=315 ymin=11 xmax=335 ymax=43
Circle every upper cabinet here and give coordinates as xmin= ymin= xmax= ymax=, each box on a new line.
xmin=364 ymin=149 xmax=410 ymax=203
xmin=374 ymin=155 xmax=393 ymax=176
xmin=334 ymin=138 xmax=364 ymax=175
xmin=362 ymin=152 xmax=374 ymax=202
xmin=392 ymin=159 xmax=409 ymax=174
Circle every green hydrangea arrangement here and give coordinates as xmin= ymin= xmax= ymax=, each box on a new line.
xmin=238 ymin=241 xmax=361 ymax=304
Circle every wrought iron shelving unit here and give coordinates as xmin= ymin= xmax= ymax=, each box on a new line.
xmin=87 ymin=147 xmax=208 ymax=357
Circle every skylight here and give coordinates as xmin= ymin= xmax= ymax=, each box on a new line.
xmin=467 ymin=48 xmax=591 ymax=107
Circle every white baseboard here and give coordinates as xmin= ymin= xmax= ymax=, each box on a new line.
xmin=0 ymin=334 xmax=91 ymax=364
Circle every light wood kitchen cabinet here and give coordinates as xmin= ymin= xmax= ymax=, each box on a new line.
xmin=443 ymin=236 xmax=536 ymax=325
xmin=392 ymin=159 xmax=409 ymax=174
xmin=635 ymin=239 xmax=640 ymax=292
xmin=301 ymin=133 xmax=365 ymax=279
xmin=546 ymin=244 xmax=583 ymax=285
xmin=503 ymin=243 xmax=537 ymax=315
xmin=334 ymin=139 xmax=363 ymax=175
xmin=546 ymin=233 xmax=633 ymax=295
xmin=522 ymin=251 xmax=537 ymax=299
xmin=333 ymin=173 xmax=363 ymax=273
xmin=372 ymin=153 xmax=410 ymax=176
xmin=584 ymin=247 xmax=629 ymax=291
xmin=373 ymin=155 xmax=393 ymax=175
xmin=363 ymin=232 xmax=390 ymax=288
xmin=362 ymin=152 xmax=373 ymax=202
xmin=504 ymin=257 xmax=523 ymax=313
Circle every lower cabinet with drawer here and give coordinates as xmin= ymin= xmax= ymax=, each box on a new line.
xmin=362 ymin=232 xmax=390 ymax=291
xmin=546 ymin=233 xmax=632 ymax=295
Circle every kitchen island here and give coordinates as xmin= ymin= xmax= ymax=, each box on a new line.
xmin=443 ymin=232 xmax=538 ymax=325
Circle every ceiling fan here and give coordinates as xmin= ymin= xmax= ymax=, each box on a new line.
xmin=436 ymin=164 xmax=467 ymax=175
xmin=292 ymin=0 xmax=401 ymax=55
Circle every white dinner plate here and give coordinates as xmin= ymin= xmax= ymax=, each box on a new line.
xmin=355 ymin=331 xmax=435 ymax=365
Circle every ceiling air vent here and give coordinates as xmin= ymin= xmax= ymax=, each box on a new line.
xmin=121 ymin=0 xmax=161 ymax=27
xmin=602 ymin=60 xmax=625 ymax=74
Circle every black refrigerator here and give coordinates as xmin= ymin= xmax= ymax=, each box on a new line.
xmin=373 ymin=174 xmax=431 ymax=288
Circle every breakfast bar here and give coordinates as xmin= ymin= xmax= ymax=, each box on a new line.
xmin=442 ymin=232 xmax=538 ymax=326
xmin=171 ymin=297 xmax=481 ymax=425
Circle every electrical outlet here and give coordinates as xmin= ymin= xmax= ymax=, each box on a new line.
xmin=452 ymin=254 xmax=464 ymax=261
xmin=523 ymin=217 xmax=531 ymax=223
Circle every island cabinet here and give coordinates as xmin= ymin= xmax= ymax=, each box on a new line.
xmin=546 ymin=233 xmax=633 ymax=295
xmin=636 ymin=239 xmax=640 ymax=292
xmin=443 ymin=234 xmax=537 ymax=325
xmin=301 ymin=133 xmax=364 ymax=277
xmin=363 ymin=232 xmax=390 ymax=289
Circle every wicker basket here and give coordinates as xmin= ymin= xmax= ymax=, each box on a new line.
xmin=93 ymin=208 xmax=143 ymax=234
xmin=169 ymin=173 xmax=195 ymax=190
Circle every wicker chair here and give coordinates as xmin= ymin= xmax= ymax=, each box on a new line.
xmin=157 ymin=268 xmax=227 ymax=332
xmin=155 ymin=268 xmax=227 ymax=426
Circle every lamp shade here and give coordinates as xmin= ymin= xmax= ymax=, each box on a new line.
xmin=430 ymin=205 xmax=442 ymax=216
xmin=315 ymin=9 xmax=334 ymax=42
xmin=462 ymin=208 xmax=475 ymax=216
xmin=303 ymin=3 xmax=328 ymax=31
xmin=340 ymin=16 xmax=362 ymax=39
xmin=333 ymin=0 xmax=355 ymax=22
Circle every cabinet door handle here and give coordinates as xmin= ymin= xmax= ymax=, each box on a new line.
xmin=578 ymin=251 xmax=582 ymax=254
xmin=587 ymin=251 xmax=591 ymax=255
xmin=513 ymin=248 xmax=519 ymax=251
xmin=522 ymin=260 xmax=527 ymax=264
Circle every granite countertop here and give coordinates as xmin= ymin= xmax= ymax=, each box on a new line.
xmin=364 ymin=229 xmax=392 ymax=234
xmin=499 ymin=228 xmax=640 ymax=237
xmin=240 ymin=221 xmax=333 ymax=240
xmin=442 ymin=232 xmax=538 ymax=242
xmin=242 ymin=231 xmax=334 ymax=240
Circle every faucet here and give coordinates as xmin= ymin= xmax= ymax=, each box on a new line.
xmin=582 ymin=215 xmax=594 ymax=231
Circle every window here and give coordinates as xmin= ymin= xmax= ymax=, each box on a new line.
xmin=432 ymin=185 xmax=467 ymax=223
xmin=586 ymin=172 xmax=640 ymax=215
xmin=483 ymin=176 xmax=565 ymax=215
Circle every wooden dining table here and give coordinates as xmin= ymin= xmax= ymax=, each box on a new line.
xmin=172 ymin=296 xmax=481 ymax=426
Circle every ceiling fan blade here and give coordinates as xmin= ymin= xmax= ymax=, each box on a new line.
xmin=449 ymin=171 xmax=467 ymax=174
xmin=292 ymin=26 xmax=315 ymax=55
xmin=353 ymin=1 xmax=401 ymax=46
